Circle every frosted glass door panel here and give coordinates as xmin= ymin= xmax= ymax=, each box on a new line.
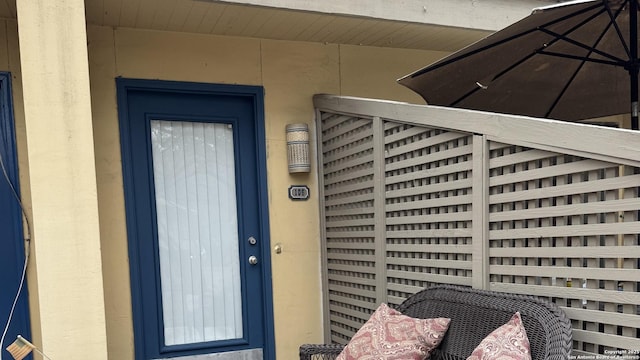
xmin=151 ymin=120 xmax=243 ymax=346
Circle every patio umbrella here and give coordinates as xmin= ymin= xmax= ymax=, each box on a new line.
xmin=398 ymin=0 xmax=640 ymax=130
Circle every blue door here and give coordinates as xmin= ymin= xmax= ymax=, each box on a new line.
xmin=117 ymin=79 xmax=274 ymax=360
xmin=0 ymin=73 xmax=31 ymax=359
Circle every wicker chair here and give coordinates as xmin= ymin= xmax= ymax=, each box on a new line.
xmin=300 ymin=285 xmax=572 ymax=360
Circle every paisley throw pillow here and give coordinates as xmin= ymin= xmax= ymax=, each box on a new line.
xmin=336 ymin=303 xmax=450 ymax=360
xmin=466 ymin=312 xmax=532 ymax=360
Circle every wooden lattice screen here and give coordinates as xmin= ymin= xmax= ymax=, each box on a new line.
xmin=315 ymin=95 xmax=640 ymax=357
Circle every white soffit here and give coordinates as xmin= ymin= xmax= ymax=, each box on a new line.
xmin=1 ymin=0 xmax=562 ymax=52
xmin=209 ymin=0 xmax=560 ymax=31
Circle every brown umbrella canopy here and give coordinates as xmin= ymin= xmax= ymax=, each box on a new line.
xmin=398 ymin=0 xmax=640 ymax=129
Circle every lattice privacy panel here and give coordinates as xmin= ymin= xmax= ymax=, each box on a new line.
xmin=316 ymin=98 xmax=640 ymax=356
xmin=320 ymin=112 xmax=377 ymax=344
xmin=487 ymin=142 xmax=640 ymax=355
xmin=385 ymin=122 xmax=474 ymax=306
xmin=320 ymin=113 xmax=476 ymax=344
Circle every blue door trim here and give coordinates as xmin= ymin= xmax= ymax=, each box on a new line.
xmin=116 ymin=78 xmax=275 ymax=360
xmin=0 ymin=72 xmax=32 ymax=359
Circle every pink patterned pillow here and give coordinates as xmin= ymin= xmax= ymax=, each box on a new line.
xmin=467 ymin=312 xmax=532 ymax=360
xmin=337 ymin=303 xmax=450 ymax=360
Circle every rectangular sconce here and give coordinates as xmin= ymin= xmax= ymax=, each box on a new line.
xmin=286 ymin=123 xmax=310 ymax=173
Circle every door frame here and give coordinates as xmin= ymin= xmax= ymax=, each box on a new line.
xmin=0 ymin=71 xmax=32 ymax=357
xmin=116 ymin=78 xmax=275 ymax=360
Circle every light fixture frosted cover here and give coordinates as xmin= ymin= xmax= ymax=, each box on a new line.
xmin=286 ymin=123 xmax=310 ymax=173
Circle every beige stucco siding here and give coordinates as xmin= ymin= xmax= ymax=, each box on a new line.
xmin=3 ymin=22 xmax=440 ymax=359
xmin=89 ymin=26 xmax=439 ymax=359
xmin=339 ymin=44 xmax=448 ymax=103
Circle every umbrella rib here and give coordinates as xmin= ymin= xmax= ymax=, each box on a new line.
xmin=544 ymin=2 xmax=628 ymax=118
xmin=544 ymin=56 xmax=588 ymax=118
xmin=450 ymin=53 xmax=536 ymax=107
xmin=447 ymin=41 xmax=612 ymax=108
xmin=407 ymin=1 xmax=605 ymax=79
xmin=603 ymin=0 xmax=631 ymax=58
xmin=407 ymin=29 xmax=539 ymax=78
xmin=537 ymin=27 xmax=626 ymax=64
xmin=537 ymin=50 xmax=622 ymax=66
xmin=451 ymin=3 xmax=620 ymax=108
xmin=536 ymin=3 xmax=627 ymax=64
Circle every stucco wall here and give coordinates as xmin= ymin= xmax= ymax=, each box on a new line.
xmin=3 ymin=20 xmax=445 ymax=359
xmin=87 ymin=25 xmax=445 ymax=359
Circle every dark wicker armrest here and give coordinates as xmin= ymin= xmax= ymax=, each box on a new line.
xmin=299 ymin=343 xmax=344 ymax=360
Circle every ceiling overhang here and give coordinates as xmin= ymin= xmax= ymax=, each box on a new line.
xmin=2 ymin=0 xmax=562 ymax=52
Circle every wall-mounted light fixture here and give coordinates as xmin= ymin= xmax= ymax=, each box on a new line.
xmin=286 ymin=123 xmax=310 ymax=173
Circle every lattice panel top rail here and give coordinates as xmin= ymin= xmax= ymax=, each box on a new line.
xmin=314 ymin=95 xmax=640 ymax=166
